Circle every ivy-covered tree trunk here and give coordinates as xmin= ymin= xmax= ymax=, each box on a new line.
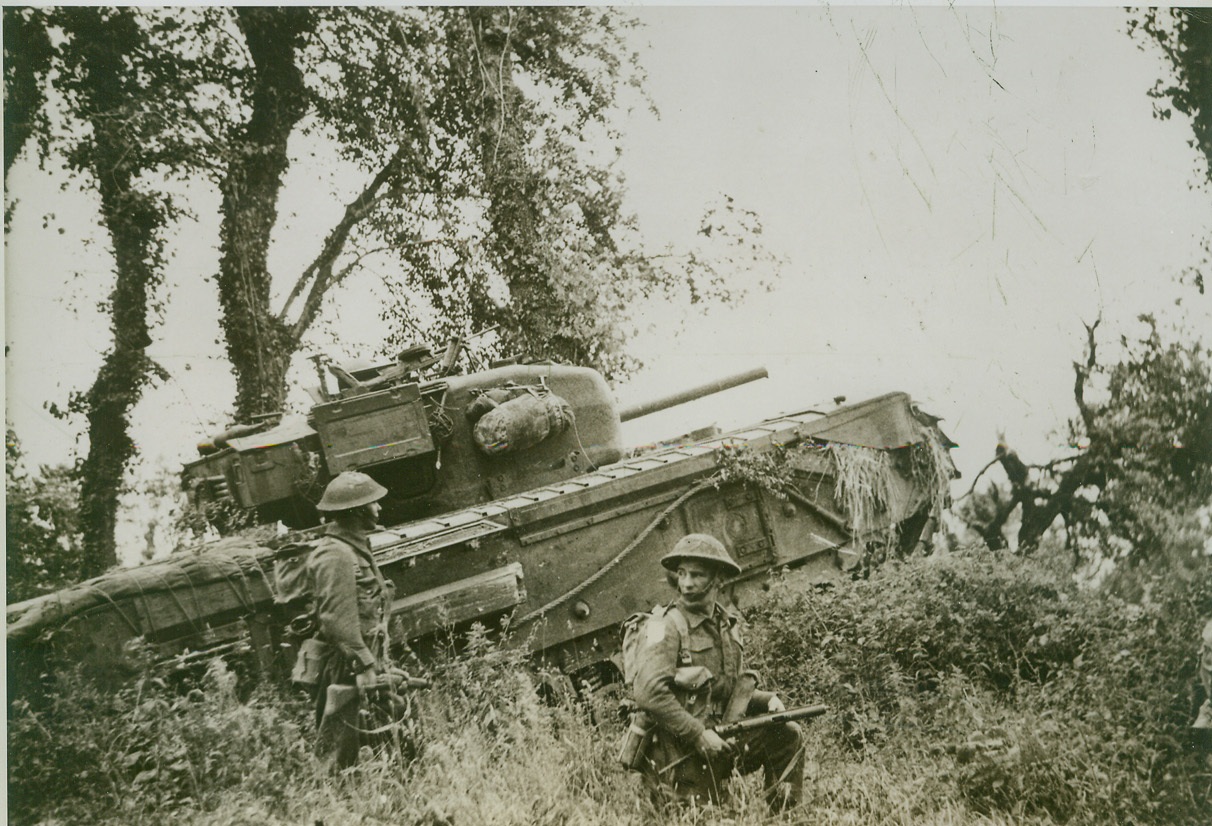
xmin=63 ymin=9 xmax=168 ymax=573
xmin=215 ymin=7 xmax=311 ymax=421
xmin=3 ymin=7 xmax=52 ymax=180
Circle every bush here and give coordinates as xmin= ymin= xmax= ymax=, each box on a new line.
xmin=5 ymin=429 xmax=87 ymax=603
xmin=7 ymin=629 xmax=658 ymax=826
xmin=9 ymin=554 xmax=1210 ymax=825
xmin=746 ymin=548 xmax=1212 ymax=825
xmin=7 ymin=656 xmax=314 ymax=824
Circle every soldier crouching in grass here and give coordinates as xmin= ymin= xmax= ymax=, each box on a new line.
xmin=629 ymin=534 xmax=806 ymax=812
xmin=304 ymin=471 xmax=408 ymax=770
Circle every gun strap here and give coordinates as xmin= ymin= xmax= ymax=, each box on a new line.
xmin=658 ymin=604 xmax=693 ymax=666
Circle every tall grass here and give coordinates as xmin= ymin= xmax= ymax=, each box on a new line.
xmin=9 ymin=550 xmax=1211 ymax=825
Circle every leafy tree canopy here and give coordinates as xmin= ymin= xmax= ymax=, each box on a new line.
xmin=9 ymin=4 xmax=775 ymax=415
xmin=6 ymin=429 xmax=85 ymax=603
xmin=1129 ymin=6 xmax=1212 ymax=293
xmin=5 ymin=6 xmax=776 ymax=571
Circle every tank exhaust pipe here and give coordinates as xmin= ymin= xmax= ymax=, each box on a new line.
xmin=619 ymin=367 xmax=769 ymax=423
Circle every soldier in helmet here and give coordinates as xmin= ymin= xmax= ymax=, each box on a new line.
xmin=307 ymin=471 xmax=397 ymax=769
xmin=631 ymin=533 xmax=805 ymax=811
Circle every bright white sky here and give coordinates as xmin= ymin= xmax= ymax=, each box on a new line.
xmin=4 ymin=5 xmax=1211 ymax=558
xmin=613 ymin=5 xmax=1211 ymax=476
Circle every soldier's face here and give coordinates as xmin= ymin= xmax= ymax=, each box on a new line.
xmin=676 ymin=560 xmax=718 ymax=607
xmin=351 ymin=501 xmax=381 ymax=530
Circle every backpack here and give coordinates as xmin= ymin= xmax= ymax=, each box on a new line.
xmin=617 ymin=604 xmax=695 ymax=771
xmin=270 ymin=540 xmax=319 ymax=608
xmin=620 ymin=603 xmax=692 ymax=688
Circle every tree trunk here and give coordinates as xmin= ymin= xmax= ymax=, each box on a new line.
xmin=2 ymin=8 xmax=52 ymax=180
xmin=466 ymin=7 xmax=546 ymax=345
xmin=64 ymin=8 xmax=167 ymax=573
xmin=215 ymin=7 xmax=311 ymax=421
xmin=1015 ymin=453 xmax=1101 ymax=552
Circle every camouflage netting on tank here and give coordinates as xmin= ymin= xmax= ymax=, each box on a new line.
xmin=826 ymin=426 xmax=954 ymax=544
xmin=911 ymin=426 xmax=956 ymax=522
xmin=6 ymin=535 xmax=274 ymax=644
xmin=714 ymin=418 xmax=953 ymax=542
xmin=713 ymin=442 xmax=795 ymax=496
xmin=826 ymin=443 xmax=898 ymax=536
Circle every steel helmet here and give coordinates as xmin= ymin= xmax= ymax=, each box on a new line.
xmin=660 ymin=533 xmax=741 ymax=578
xmin=316 ymin=471 xmax=388 ymax=512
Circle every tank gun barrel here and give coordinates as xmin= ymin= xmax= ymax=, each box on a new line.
xmin=619 ymin=367 xmax=769 ymax=423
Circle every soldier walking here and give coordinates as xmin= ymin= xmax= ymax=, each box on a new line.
xmin=629 ymin=533 xmax=806 ymax=811
xmin=306 ymin=471 xmax=397 ymax=769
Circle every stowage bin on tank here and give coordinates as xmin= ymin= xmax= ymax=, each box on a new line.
xmin=7 ymin=346 xmax=956 ymax=694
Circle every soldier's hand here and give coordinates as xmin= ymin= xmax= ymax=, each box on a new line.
xmin=388 ymin=666 xmax=432 ymax=691
xmin=695 ymin=729 xmax=732 ymax=758
xmin=356 ymin=666 xmax=385 ymax=694
xmin=767 ymin=695 xmax=786 ymax=713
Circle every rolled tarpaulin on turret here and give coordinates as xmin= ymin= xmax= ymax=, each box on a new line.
xmin=473 ymin=392 xmax=573 ymax=455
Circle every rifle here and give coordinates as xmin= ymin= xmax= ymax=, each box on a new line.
xmin=323 ymin=667 xmax=431 ymax=719
xmin=383 ymin=667 xmax=432 ymax=692
xmin=631 ymin=670 xmax=762 ymax=770
xmin=658 ymin=704 xmax=827 ymax=775
xmin=714 ymin=704 xmax=827 ymax=738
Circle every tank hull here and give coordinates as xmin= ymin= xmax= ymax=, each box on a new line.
xmin=7 ymin=392 xmax=954 ymax=691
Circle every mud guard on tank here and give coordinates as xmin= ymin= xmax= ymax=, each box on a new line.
xmin=390 ymin=563 xmax=525 ymax=639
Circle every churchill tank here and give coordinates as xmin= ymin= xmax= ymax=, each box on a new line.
xmin=7 ymin=342 xmax=957 ymax=695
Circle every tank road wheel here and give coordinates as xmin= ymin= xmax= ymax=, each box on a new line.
xmin=534 ymin=668 xmax=577 ymax=708
xmin=571 ymin=662 xmax=627 ymax=726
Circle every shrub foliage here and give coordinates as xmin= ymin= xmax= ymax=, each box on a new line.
xmin=8 ymin=552 xmax=1211 ymax=825
xmin=747 ymin=548 xmax=1212 ymax=825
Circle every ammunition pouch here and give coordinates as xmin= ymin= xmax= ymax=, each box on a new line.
xmin=291 ymin=637 xmax=332 ymax=687
xmin=673 ymin=665 xmax=713 ymax=692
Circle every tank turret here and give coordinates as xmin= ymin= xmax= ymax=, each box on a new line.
xmin=182 ymin=345 xmax=771 ymax=530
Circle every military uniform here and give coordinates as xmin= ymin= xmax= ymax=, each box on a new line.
xmin=632 ymin=597 xmax=804 ymax=808
xmin=308 ymin=521 xmax=395 ymax=768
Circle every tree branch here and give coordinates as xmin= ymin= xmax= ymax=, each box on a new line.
xmin=282 ymin=144 xmax=410 ymax=342
xmin=956 ymin=456 xmax=1000 ymax=502
xmin=1034 ymin=455 xmax=1082 ymax=472
xmin=1073 ymin=318 xmax=1100 ymax=433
